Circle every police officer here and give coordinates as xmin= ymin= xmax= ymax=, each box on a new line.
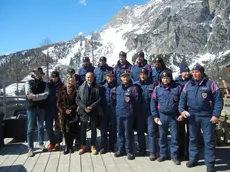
xmin=130 ymin=51 xmax=152 ymax=82
xmin=178 ymin=63 xmax=223 ymax=172
xmin=100 ymin=72 xmax=117 ymax=154
xmin=151 ymin=70 xmax=181 ymax=165
xmin=78 ymin=57 xmax=95 ymax=82
xmin=135 ymin=68 xmax=157 ymax=160
xmin=175 ymin=63 xmax=192 ymax=88
xmin=114 ymin=70 xmax=141 ymax=160
xmin=152 ymin=56 xmax=171 ymax=83
xmin=114 ymin=51 xmax=132 ymax=85
xmin=175 ymin=63 xmax=192 ymax=159
xmin=94 ymin=56 xmax=113 ymax=85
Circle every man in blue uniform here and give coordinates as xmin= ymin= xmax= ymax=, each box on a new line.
xmin=114 ymin=70 xmax=141 ymax=160
xmin=179 ymin=63 xmax=223 ymax=172
xmin=151 ymin=70 xmax=181 ymax=165
xmin=114 ymin=51 xmax=132 ymax=85
xmin=175 ymin=63 xmax=192 ymax=160
xmin=100 ymin=72 xmax=117 ymax=154
xmin=175 ymin=63 xmax=192 ymax=88
xmin=130 ymin=51 xmax=152 ymax=82
xmin=135 ymin=68 xmax=157 ymax=160
xmin=152 ymin=56 xmax=171 ymax=83
xmin=78 ymin=57 xmax=95 ymax=82
xmin=94 ymin=56 xmax=113 ymax=85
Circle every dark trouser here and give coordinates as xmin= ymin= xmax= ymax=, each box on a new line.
xmin=74 ymin=124 xmax=81 ymax=144
xmin=159 ymin=113 xmax=179 ymax=159
xmin=147 ymin=115 xmax=157 ymax=154
xmin=135 ymin=114 xmax=146 ymax=152
xmin=188 ymin=116 xmax=216 ymax=168
xmin=63 ymin=122 xmax=78 ymax=149
xmin=80 ymin=117 xmax=98 ymax=146
xmin=100 ymin=108 xmax=117 ymax=150
xmin=27 ymin=108 xmax=45 ymax=149
xmin=45 ymin=108 xmax=62 ymax=145
xmin=178 ymin=120 xmax=189 ymax=158
xmin=117 ymin=116 xmax=134 ymax=154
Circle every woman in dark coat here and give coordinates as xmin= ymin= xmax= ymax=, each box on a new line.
xmin=57 ymin=76 xmax=79 ymax=154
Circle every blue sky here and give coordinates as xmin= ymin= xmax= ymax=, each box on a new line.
xmin=0 ymin=0 xmax=149 ymax=55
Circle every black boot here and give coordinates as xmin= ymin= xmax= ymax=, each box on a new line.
xmin=69 ymin=147 xmax=74 ymax=154
xmin=63 ymin=147 xmax=69 ymax=155
xmin=127 ymin=153 xmax=135 ymax=160
xmin=186 ymin=161 xmax=198 ymax=168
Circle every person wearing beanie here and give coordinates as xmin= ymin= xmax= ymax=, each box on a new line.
xmin=114 ymin=51 xmax=132 ymax=85
xmin=179 ymin=63 xmax=223 ymax=172
xmin=130 ymin=51 xmax=152 ymax=82
xmin=175 ymin=63 xmax=192 ymax=160
xmin=99 ymin=71 xmax=118 ymax=154
xmin=152 ymin=55 xmax=171 ymax=83
xmin=135 ymin=68 xmax=157 ymax=160
xmin=151 ymin=69 xmax=181 ymax=165
xmin=114 ymin=70 xmax=141 ymax=160
xmin=94 ymin=56 xmax=113 ymax=85
xmin=192 ymin=63 xmax=205 ymax=73
xmin=78 ymin=57 xmax=95 ymax=82
xmin=45 ymin=70 xmax=64 ymax=151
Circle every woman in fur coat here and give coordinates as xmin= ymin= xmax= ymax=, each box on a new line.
xmin=57 ymin=76 xmax=79 ymax=154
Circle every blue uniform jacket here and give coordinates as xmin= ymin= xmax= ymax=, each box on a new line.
xmin=151 ymin=82 xmax=181 ymax=118
xmin=116 ymin=82 xmax=141 ymax=117
xmin=152 ymin=67 xmax=171 ymax=83
xmin=179 ymin=75 xmax=223 ymax=118
xmin=103 ymin=81 xmax=117 ymax=109
xmin=131 ymin=60 xmax=152 ymax=82
xmin=94 ymin=64 xmax=113 ymax=85
xmin=175 ymin=75 xmax=192 ymax=88
xmin=114 ymin=61 xmax=132 ymax=85
xmin=135 ymin=79 xmax=156 ymax=116
xmin=78 ymin=64 xmax=95 ymax=81
xmin=45 ymin=79 xmax=64 ymax=112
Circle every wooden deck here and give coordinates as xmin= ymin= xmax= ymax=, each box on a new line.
xmin=0 ymin=131 xmax=230 ymax=172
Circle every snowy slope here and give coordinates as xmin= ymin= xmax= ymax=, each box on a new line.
xmin=1 ymin=0 xmax=230 ymax=96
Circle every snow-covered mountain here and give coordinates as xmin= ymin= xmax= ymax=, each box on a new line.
xmin=1 ymin=0 xmax=230 ymax=94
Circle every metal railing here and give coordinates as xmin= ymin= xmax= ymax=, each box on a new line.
xmin=0 ymin=81 xmax=26 ymax=118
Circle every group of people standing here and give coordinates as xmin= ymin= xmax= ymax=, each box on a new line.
xmin=25 ymin=51 xmax=223 ymax=172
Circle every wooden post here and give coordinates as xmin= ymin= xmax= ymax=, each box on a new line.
xmin=222 ymin=80 xmax=230 ymax=98
xmin=3 ymin=81 xmax=6 ymax=118
xmin=0 ymin=113 xmax=4 ymax=147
